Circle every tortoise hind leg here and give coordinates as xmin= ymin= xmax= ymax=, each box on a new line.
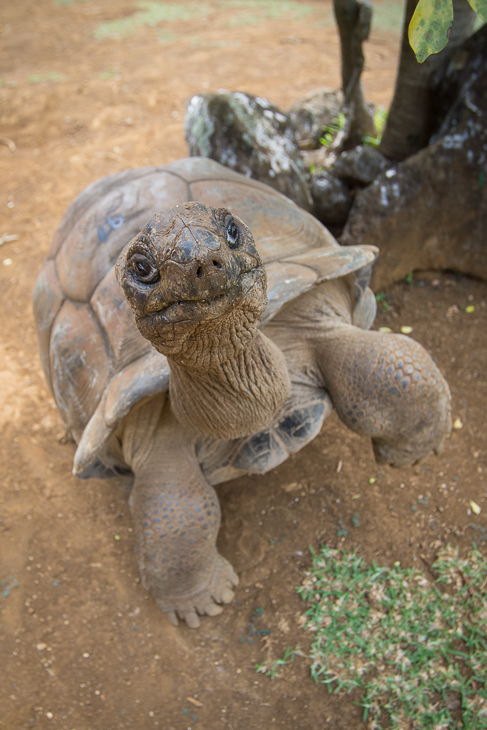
xmin=122 ymin=399 xmax=238 ymax=627
xmin=315 ymin=325 xmax=451 ymax=467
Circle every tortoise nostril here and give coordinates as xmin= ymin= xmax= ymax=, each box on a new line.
xmin=212 ymin=260 xmax=222 ymax=270
xmin=196 ymin=266 xmax=204 ymax=279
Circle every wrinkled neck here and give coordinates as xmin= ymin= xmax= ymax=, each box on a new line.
xmin=167 ymin=328 xmax=291 ymax=440
xmin=168 ymin=307 xmax=260 ymax=372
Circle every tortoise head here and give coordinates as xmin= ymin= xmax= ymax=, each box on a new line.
xmin=115 ymin=202 xmax=267 ymax=360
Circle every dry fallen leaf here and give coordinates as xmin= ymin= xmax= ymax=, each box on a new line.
xmin=469 ymin=500 xmax=481 ymax=515
xmin=277 ymin=617 xmax=290 ymax=634
xmin=282 ymin=481 xmax=301 ymax=493
xmin=186 ymin=697 xmax=203 ymax=708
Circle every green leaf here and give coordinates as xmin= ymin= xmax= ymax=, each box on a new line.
xmin=467 ymin=0 xmax=487 ymax=22
xmin=408 ymin=0 xmax=454 ymax=63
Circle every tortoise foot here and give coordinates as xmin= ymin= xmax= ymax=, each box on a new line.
xmin=159 ymin=554 xmax=239 ymax=629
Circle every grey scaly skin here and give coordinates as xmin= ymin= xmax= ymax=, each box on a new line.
xmin=114 ymin=202 xmax=451 ymax=628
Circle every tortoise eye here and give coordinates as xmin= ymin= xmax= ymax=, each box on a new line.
xmin=225 ymin=218 xmax=240 ymax=249
xmin=130 ymin=253 xmax=159 ymax=284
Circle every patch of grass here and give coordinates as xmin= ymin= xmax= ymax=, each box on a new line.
xmin=375 ymin=290 xmax=390 ymax=311
xmin=292 ymin=545 xmax=487 ymax=730
xmin=256 ymin=645 xmax=301 ymax=679
xmin=157 ymin=30 xmax=178 ymax=44
xmin=224 ymin=0 xmax=318 ymax=26
xmin=319 ymin=112 xmax=347 ymax=147
xmin=189 ymin=38 xmax=237 ymax=47
xmin=28 ymin=71 xmax=65 ymax=84
xmin=223 ymin=0 xmax=315 ymax=11
xmin=94 ymin=2 xmax=210 ymax=41
xmin=98 ymin=66 xmax=121 ymax=80
xmin=54 ymin=0 xmax=87 ymax=5
xmin=363 ymin=106 xmax=388 ymax=148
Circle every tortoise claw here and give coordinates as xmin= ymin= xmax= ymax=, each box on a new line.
xmin=158 ymin=554 xmax=238 ymax=628
xmin=164 ymin=610 xmax=179 ymax=627
xmin=179 ymin=610 xmax=201 ymax=629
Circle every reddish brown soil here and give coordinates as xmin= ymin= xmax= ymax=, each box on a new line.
xmin=1 ymin=1 xmax=486 ymax=729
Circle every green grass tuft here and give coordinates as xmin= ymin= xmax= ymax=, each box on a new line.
xmin=375 ymin=290 xmax=391 ymax=311
xmin=28 ymin=71 xmax=65 ymax=84
xmin=54 ymin=0 xmax=88 ymax=5
xmin=319 ymin=112 xmax=347 ymax=148
xmin=256 ymin=645 xmax=301 ymax=679
xmin=94 ymin=2 xmax=210 ymax=41
xmin=292 ymin=545 xmax=487 ymax=729
xmin=223 ymin=0 xmax=322 ymax=27
xmin=363 ymin=106 xmax=388 ymax=148
xmin=98 ymin=66 xmax=121 ymax=80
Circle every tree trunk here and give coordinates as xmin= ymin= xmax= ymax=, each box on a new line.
xmin=333 ymin=0 xmax=376 ymax=148
xmin=379 ymin=0 xmax=477 ymax=161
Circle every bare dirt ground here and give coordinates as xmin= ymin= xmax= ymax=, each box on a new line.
xmin=0 ymin=1 xmax=486 ymax=728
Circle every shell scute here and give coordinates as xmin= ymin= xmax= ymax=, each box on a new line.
xmin=49 ymin=300 xmax=110 ymax=441
xmin=163 ymin=156 xmax=253 ymax=184
xmin=73 ymin=351 xmax=170 ymax=476
xmin=91 ymin=267 xmax=151 ymax=370
xmin=264 ymin=261 xmax=318 ymax=325
xmin=48 ymin=166 xmax=163 ymax=259
xmin=32 ymin=259 xmax=64 ymax=390
xmin=103 ymin=350 xmax=170 ymax=429
xmin=189 ymin=179 xmax=334 ymax=263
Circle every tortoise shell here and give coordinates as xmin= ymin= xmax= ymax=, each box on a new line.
xmin=33 ymin=157 xmax=377 ymax=480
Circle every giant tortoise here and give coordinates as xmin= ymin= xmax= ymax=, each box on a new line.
xmin=33 ymin=157 xmax=451 ymax=627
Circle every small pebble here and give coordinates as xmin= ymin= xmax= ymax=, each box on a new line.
xmin=3 ymin=258 xmax=12 ymax=266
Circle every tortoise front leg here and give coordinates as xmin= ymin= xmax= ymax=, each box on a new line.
xmin=123 ymin=402 xmax=238 ymax=627
xmin=315 ymin=325 xmax=452 ymax=467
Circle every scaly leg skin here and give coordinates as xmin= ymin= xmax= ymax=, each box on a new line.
xmin=317 ymin=324 xmax=452 ymax=467
xmin=124 ymin=404 xmax=238 ymax=628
